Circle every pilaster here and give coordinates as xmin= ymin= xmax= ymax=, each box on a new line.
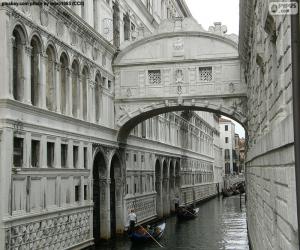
xmin=23 ymin=46 xmax=32 ymax=104
xmin=55 ymin=62 xmax=61 ymax=113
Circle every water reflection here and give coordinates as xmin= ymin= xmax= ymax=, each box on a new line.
xmin=94 ymin=195 xmax=249 ymax=250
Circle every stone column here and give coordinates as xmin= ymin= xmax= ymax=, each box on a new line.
xmin=79 ymin=74 xmax=83 ymax=120
xmin=23 ymin=46 xmax=32 ymax=104
xmin=155 ymin=178 xmax=163 ymax=217
xmin=163 ymin=177 xmax=170 ymax=216
xmin=40 ymin=135 xmax=47 ymax=168
xmin=78 ymin=142 xmax=83 ymax=169
xmin=55 ymin=62 xmax=61 ymax=113
xmin=100 ymin=178 xmax=111 ymax=239
xmin=55 ymin=137 xmax=61 ymax=168
xmin=39 ymin=53 xmax=47 ymax=109
xmin=94 ymin=0 xmax=101 ymax=33
xmin=67 ymin=139 xmax=73 ymax=168
xmin=24 ymin=132 xmax=31 ymax=168
xmin=66 ymin=68 xmax=72 ymax=116
xmin=89 ymin=81 xmax=95 ymax=123
xmin=85 ymin=0 xmax=94 ymax=26
xmin=0 ymin=8 xmax=12 ymax=99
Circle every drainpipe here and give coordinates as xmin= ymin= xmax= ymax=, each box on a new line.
xmin=291 ymin=4 xmax=300 ymax=248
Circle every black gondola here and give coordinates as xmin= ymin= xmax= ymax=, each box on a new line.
xmin=128 ymin=221 xmax=166 ymax=242
xmin=176 ymin=206 xmax=199 ymax=219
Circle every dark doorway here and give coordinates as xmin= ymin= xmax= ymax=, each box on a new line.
xmin=110 ymin=163 xmax=116 ymax=237
xmin=110 ymin=154 xmax=122 ymax=237
xmin=93 ymin=151 xmax=106 ymax=245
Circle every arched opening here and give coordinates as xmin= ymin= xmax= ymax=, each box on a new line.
xmin=175 ymin=161 xmax=180 ymax=196
xmin=71 ymin=60 xmax=79 ymax=118
xmin=169 ymin=161 xmax=175 ymax=212
xmin=82 ymin=66 xmax=88 ymax=120
xmin=109 ymin=154 xmax=122 ymax=237
xmin=155 ymin=159 xmax=162 ymax=217
xmin=92 ymin=150 xmax=106 ymax=246
xmin=162 ymin=160 xmax=169 ymax=216
xmin=12 ymin=26 xmax=26 ymax=102
xmin=95 ymin=73 xmax=102 ymax=123
xmin=30 ymin=35 xmax=42 ymax=106
xmin=59 ymin=52 xmax=68 ymax=114
xmin=46 ymin=45 xmax=56 ymax=111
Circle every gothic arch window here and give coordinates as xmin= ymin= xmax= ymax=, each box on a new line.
xmin=30 ymin=35 xmax=42 ymax=106
xmin=59 ymin=52 xmax=68 ymax=114
xmin=71 ymin=60 xmax=79 ymax=118
xmin=95 ymin=72 xmax=102 ymax=123
xmin=12 ymin=26 xmax=26 ymax=101
xmin=46 ymin=45 xmax=56 ymax=111
xmin=82 ymin=66 xmax=89 ymax=120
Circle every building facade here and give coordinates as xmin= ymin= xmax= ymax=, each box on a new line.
xmin=219 ymin=118 xmax=236 ymax=175
xmin=240 ymin=0 xmax=298 ymax=249
xmin=0 ymin=1 xmax=221 ymax=249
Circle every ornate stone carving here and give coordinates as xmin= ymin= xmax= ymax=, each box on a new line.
xmin=56 ymin=21 xmax=64 ymax=36
xmin=5 ymin=210 xmax=91 ymax=249
xmin=175 ymin=69 xmax=184 ymax=84
xmin=71 ymin=31 xmax=78 ymax=46
xmin=173 ymin=38 xmax=184 ymax=57
xmin=40 ymin=10 xmax=48 ymax=27
xmin=126 ymin=88 xmax=132 ymax=97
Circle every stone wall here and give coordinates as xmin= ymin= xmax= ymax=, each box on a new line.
xmin=239 ymin=0 xmax=298 ymax=249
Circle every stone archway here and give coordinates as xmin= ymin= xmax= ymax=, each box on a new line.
xmin=155 ymin=159 xmax=163 ymax=217
xmin=109 ymin=154 xmax=123 ymax=237
xmin=162 ymin=160 xmax=169 ymax=216
xmin=92 ymin=150 xmax=106 ymax=245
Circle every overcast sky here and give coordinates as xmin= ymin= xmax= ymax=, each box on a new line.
xmin=184 ymin=0 xmax=244 ymax=137
xmin=185 ymin=0 xmax=240 ymax=35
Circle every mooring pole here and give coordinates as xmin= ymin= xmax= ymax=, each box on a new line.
xmin=291 ymin=2 xmax=300 ymax=248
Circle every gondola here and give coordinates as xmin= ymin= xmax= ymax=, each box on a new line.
xmin=176 ymin=206 xmax=200 ymax=219
xmin=128 ymin=221 xmax=166 ymax=242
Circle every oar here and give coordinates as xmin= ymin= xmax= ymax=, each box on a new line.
xmin=182 ymin=207 xmax=196 ymax=216
xmin=139 ymin=225 xmax=164 ymax=248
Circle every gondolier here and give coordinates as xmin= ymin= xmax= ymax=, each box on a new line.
xmin=128 ymin=209 xmax=137 ymax=233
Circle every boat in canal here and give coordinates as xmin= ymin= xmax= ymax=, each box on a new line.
xmin=176 ymin=206 xmax=200 ymax=219
xmin=129 ymin=221 xmax=166 ymax=242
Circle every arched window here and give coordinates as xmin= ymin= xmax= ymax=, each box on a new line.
xmin=82 ymin=66 xmax=88 ymax=120
xmin=60 ymin=53 xmax=68 ymax=114
xmin=30 ymin=36 xmax=42 ymax=106
xmin=95 ymin=73 xmax=101 ymax=122
xmin=46 ymin=45 xmax=56 ymax=111
xmin=12 ymin=27 xmax=26 ymax=101
xmin=71 ymin=60 xmax=79 ymax=117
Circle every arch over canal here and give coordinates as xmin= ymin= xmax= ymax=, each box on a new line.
xmin=113 ymin=18 xmax=247 ymax=144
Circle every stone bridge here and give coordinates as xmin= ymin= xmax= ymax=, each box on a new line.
xmin=113 ymin=18 xmax=248 ymax=143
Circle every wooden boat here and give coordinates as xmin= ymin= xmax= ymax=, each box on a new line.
xmin=177 ymin=207 xmax=199 ymax=219
xmin=222 ymin=189 xmax=233 ymax=197
xmin=129 ymin=222 xmax=166 ymax=242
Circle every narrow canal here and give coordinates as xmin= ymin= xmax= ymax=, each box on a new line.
xmin=95 ymin=195 xmax=249 ymax=250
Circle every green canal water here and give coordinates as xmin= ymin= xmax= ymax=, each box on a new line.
xmin=94 ymin=195 xmax=249 ymax=250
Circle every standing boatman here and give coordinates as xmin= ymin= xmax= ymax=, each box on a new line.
xmin=128 ymin=209 xmax=137 ymax=233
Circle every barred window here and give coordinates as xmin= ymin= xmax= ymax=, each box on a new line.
xmin=199 ymin=67 xmax=212 ymax=82
xmin=148 ymin=70 xmax=161 ymax=85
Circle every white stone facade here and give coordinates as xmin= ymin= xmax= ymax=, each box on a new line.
xmin=239 ymin=0 xmax=298 ymax=249
xmin=0 ymin=1 xmax=223 ymax=249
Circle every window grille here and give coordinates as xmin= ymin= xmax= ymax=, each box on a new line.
xmin=148 ymin=70 xmax=161 ymax=85
xmin=199 ymin=67 xmax=212 ymax=82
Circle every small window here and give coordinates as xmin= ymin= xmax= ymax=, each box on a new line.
xmin=31 ymin=140 xmax=40 ymax=167
xmin=108 ymin=80 xmax=112 ymax=90
xmin=75 ymin=185 xmax=80 ymax=202
xmin=199 ymin=67 xmax=212 ymax=82
xmin=141 ymin=122 xmax=146 ymax=138
xmin=225 ymin=137 xmax=229 ymax=143
xmin=134 ymin=154 xmax=137 ymax=162
xmin=134 ymin=183 xmax=137 ymax=193
xmin=126 ymin=153 xmax=129 ymax=161
xmin=61 ymin=144 xmax=68 ymax=168
xmin=73 ymin=146 xmax=78 ymax=168
xmin=13 ymin=137 xmax=24 ymax=167
xmin=126 ymin=184 xmax=129 ymax=194
xmin=225 ymin=125 xmax=228 ymax=131
xmin=148 ymin=70 xmax=161 ymax=85
xmin=84 ymin=185 xmax=88 ymax=200
xmin=83 ymin=147 xmax=88 ymax=169
xmin=141 ymin=155 xmax=145 ymax=162
xmin=47 ymin=142 xmax=55 ymax=168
